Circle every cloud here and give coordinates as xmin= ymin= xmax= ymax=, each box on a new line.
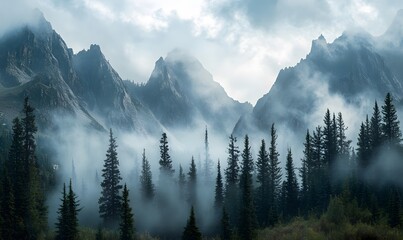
xmin=2 ymin=0 xmax=403 ymax=105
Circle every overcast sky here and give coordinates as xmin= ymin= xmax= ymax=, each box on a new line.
xmin=2 ymin=0 xmax=403 ymax=105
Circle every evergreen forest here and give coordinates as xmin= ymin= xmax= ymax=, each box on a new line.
xmin=1 ymin=93 xmax=403 ymax=240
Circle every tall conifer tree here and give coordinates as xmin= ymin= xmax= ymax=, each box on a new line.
xmin=182 ymin=206 xmax=202 ymax=240
xmin=99 ymin=129 xmax=122 ymax=227
xmin=21 ymin=97 xmax=47 ymax=238
xmin=159 ymin=133 xmax=174 ymax=179
xmin=256 ymin=139 xmax=270 ymax=226
xmin=239 ymin=135 xmax=256 ymax=240
xmin=56 ymin=183 xmax=68 ymax=240
xmin=120 ymin=184 xmax=135 ymax=240
xmin=224 ymin=135 xmax=240 ymax=225
xmin=323 ymin=109 xmax=337 ymax=172
xmin=370 ymin=101 xmax=382 ymax=150
xmin=139 ymin=149 xmax=154 ymax=201
xmin=203 ymin=127 xmax=212 ymax=182
xmin=381 ymin=93 xmax=401 ymax=145
xmin=56 ymin=180 xmax=80 ymax=240
xmin=283 ymin=149 xmax=299 ymax=219
xmin=188 ymin=156 xmax=197 ymax=206
xmin=300 ymin=130 xmax=313 ymax=213
xmin=268 ymin=124 xmax=281 ymax=225
xmin=214 ymin=160 xmax=224 ymax=210
xmin=178 ymin=164 xmax=186 ymax=200
xmin=336 ymin=112 xmax=351 ymax=158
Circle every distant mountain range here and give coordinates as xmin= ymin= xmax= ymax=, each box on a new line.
xmin=1 ymin=9 xmax=403 ymax=138
xmin=124 ymin=50 xmax=252 ymax=134
xmin=0 ymin=10 xmax=251 ymax=135
xmin=234 ymin=10 xmax=403 ymax=137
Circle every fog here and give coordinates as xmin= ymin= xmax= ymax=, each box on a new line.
xmin=42 ymin=111 xmax=232 ymax=236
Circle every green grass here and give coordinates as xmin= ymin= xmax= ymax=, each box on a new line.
xmin=256 ymin=217 xmax=403 ymax=240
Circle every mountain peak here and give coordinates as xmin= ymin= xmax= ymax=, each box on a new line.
xmin=24 ymin=9 xmax=53 ymax=37
xmin=318 ymin=34 xmax=326 ymax=42
xmin=89 ymin=44 xmax=101 ymax=52
xmin=155 ymin=56 xmax=165 ymax=66
xmin=77 ymin=44 xmax=105 ymax=61
xmin=309 ymin=34 xmax=328 ymax=57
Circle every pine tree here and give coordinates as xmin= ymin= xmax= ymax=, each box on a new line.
xmin=323 ymin=109 xmax=337 ymax=167
xmin=256 ymin=139 xmax=270 ymax=226
xmin=188 ymin=156 xmax=197 ymax=206
xmin=224 ymin=135 xmax=240 ymax=225
xmin=56 ymin=183 xmax=68 ymax=240
xmin=312 ymin=126 xmax=323 ymax=169
xmin=159 ymin=133 xmax=174 ymax=179
xmin=336 ymin=112 xmax=351 ymax=158
xmin=268 ymin=123 xmax=281 ymax=225
xmin=120 ymin=184 xmax=135 ymax=240
xmin=203 ymin=127 xmax=212 ymax=182
xmin=357 ymin=119 xmax=371 ymax=168
xmin=356 ymin=118 xmax=371 ymax=207
xmin=239 ymin=135 xmax=256 ymax=240
xmin=299 ymin=159 xmax=308 ymax=214
xmin=214 ymin=160 xmax=224 ymax=210
xmin=67 ymin=180 xmax=80 ymax=240
xmin=299 ymin=130 xmax=312 ymax=213
xmin=21 ymin=97 xmax=47 ymax=238
xmin=370 ymin=101 xmax=382 ymax=150
xmin=99 ymin=128 xmax=123 ymax=228
xmin=182 ymin=206 xmax=202 ymax=240
xmin=312 ymin=126 xmax=328 ymax=211
xmin=139 ymin=149 xmax=154 ymax=201
xmin=56 ymin=180 xmax=80 ymax=240
xmin=320 ymin=111 xmax=335 ymax=205
xmin=221 ymin=207 xmax=232 ymax=240
xmin=334 ymin=113 xmax=351 ymax=195
xmin=283 ymin=149 xmax=299 ymax=219
xmin=178 ymin=164 xmax=186 ymax=199
xmin=382 ymin=93 xmax=401 ymax=145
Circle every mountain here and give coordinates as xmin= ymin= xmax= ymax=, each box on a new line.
xmin=0 ymin=10 xmax=248 ymax=135
xmin=125 ymin=49 xmax=252 ymax=134
xmin=0 ymin=10 xmax=102 ymax=130
xmin=0 ymin=10 xmax=161 ymax=133
xmin=234 ymin=11 xmax=403 ymax=137
xmin=72 ymin=44 xmax=160 ymax=133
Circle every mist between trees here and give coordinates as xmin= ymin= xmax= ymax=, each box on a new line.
xmin=0 ymin=92 xmax=403 ymax=239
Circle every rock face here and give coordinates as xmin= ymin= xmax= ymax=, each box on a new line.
xmin=0 ymin=10 xmax=164 ymax=133
xmin=234 ymin=11 xmax=403 ymax=137
xmin=0 ymin=11 xmax=102 ymax=129
xmin=72 ymin=44 xmax=160 ymax=133
xmin=0 ymin=11 xmax=249 ymax=135
xmin=125 ymin=50 xmax=252 ymax=134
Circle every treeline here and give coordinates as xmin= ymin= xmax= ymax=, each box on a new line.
xmin=0 ymin=93 xmax=402 ymax=240
xmin=0 ymin=98 xmax=47 ymax=239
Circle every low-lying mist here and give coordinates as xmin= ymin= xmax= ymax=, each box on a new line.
xmin=43 ymin=113 xmax=231 ymax=235
xmin=41 ymin=89 xmax=403 ymax=237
